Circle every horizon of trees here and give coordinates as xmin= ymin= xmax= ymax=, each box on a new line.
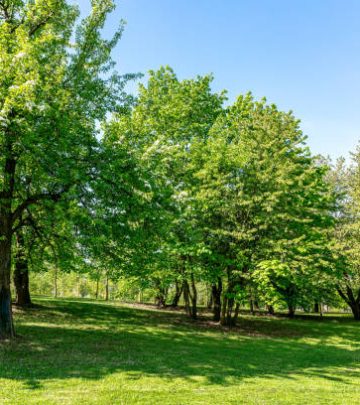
xmin=1 ymin=1 xmax=359 ymax=340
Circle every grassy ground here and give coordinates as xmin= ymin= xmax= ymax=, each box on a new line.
xmin=0 ymin=298 xmax=359 ymax=404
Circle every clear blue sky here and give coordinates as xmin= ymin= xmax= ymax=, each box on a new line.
xmin=76 ymin=0 xmax=360 ymax=160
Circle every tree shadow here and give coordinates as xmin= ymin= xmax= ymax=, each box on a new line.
xmin=2 ymin=299 xmax=359 ymax=390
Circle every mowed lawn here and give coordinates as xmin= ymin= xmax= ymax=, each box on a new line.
xmin=1 ymin=299 xmax=359 ymax=405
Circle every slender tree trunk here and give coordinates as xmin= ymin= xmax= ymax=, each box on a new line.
xmin=183 ymin=280 xmax=191 ymax=316
xmin=233 ymin=302 xmax=240 ymax=325
xmin=207 ymin=286 xmax=213 ymax=310
xmin=212 ymin=278 xmax=222 ymax=322
xmin=171 ymin=280 xmax=182 ymax=307
xmin=220 ymin=277 xmax=240 ymax=326
xmin=314 ymin=301 xmax=320 ymax=313
xmin=221 ymin=294 xmax=228 ymax=325
xmin=189 ymin=274 xmax=197 ymax=320
xmin=95 ymin=278 xmax=99 ymax=300
xmin=249 ymin=298 xmax=255 ymax=315
xmin=105 ymin=275 xmax=109 ymax=301
xmin=13 ymin=232 xmax=32 ymax=307
xmin=53 ymin=268 xmax=58 ymax=298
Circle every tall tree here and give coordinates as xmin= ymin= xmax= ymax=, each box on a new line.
xmin=0 ymin=0 xmax=129 ymax=338
xmin=331 ymin=152 xmax=360 ymax=319
xmin=196 ymin=94 xmax=334 ymax=324
xmin=107 ymin=66 xmax=226 ymax=318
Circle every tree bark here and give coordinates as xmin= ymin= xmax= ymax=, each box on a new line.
xmin=337 ymin=287 xmax=360 ymax=321
xmin=212 ymin=278 xmax=222 ymax=322
xmin=189 ymin=273 xmax=197 ymax=319
xmin=183 ymin=280 xmax=191 ymax=316
xmin=13 ymin=232 xmax=32 ymax=307
xmin=182 ymin=278 xmax=197 ymax=319
xmin=220 ymin=279 xmax=238 ymax=326
xmin=171 ymin=280 xmax=182 ymax=307
xmin=0 ymin=238 xmax=15 ymax=339
xmin=313 ymin=301 xmax=319 ymax=313
xmin=0 ymin=153 xmax=16 ymax=338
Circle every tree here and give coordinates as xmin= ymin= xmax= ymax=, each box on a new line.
xmin=196 ymin=94 xmax=334 ymax=324
xmin=107 ymin=66 xmax=226 ymax=319
xmin=331 ymin=152 xmax=360 ymax=319
xmin=0 ymin=0 xmax=129 ymax=338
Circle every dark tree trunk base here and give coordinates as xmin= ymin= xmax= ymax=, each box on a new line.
xmin=0 ymin=286 xmax=15 ymax=340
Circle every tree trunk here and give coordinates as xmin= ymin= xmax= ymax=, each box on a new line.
xmin=337 ymin=287 xmax=360 ymax=321
xmin=350 ymin=303 xmax=360 ymax=320
xmin=233 ymin=302 xmax=240 ymax=325
xmin=54 ymin=268 xmax=58 ymax=298
xmin=13 ymin=232 xmax=32 ymax=307
xmin=95 ymin=278 xmax=99 ymax=299
xmin=182 ymin=278 xmax=197 ymax=319
xmin=155 ymin=280 xmax=167 ymax=308
xmin=183 ymin=280 xmax=191 ymax=316
xmin=267 ymin=304 xmax=275 ymax=315
xmin=212 ymin=278 xmax=222 ymax=322
xmin=314 ymin=301 xmax=319 ymax=313
xmin=220 ymin=280 xmax=238 ymax=326
xmin=288 ymin=304 xmax=296 ymax=318
xmin=0 ymin=151 xmax=17 ymax=338
xmin=105 ymin=275 xmax=109 ymax=301
xmin=171 ymin=280 xmax=182 ymax=307
xmin=0 ymin=238 xmax=15 ymax=339
xmin=249 ymin=298 xmax=255 ymax=315
xmin=189 ymin=274 xmax=197 ymax=319
xmin=207 ymin=286 xmax=213 ymax=310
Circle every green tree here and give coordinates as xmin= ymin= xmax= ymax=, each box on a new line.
xmin=196 ymin=94 xmax=334 ymax=324
xmin=107 ymin=66 xmax=226 ymax=318
xmin=0 ymin=0 xmax=128 ymax=338
xmin=331 ymin=151 xmax=360 ymax=319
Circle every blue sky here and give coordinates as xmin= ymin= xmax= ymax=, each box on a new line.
xmin=76 ymin=0 xmax=360 ymax=160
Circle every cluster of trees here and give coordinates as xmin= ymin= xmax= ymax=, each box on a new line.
xmin=1 ymin=1 xmax=359 ymax=339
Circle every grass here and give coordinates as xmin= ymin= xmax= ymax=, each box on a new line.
xmin=1 ymin=298 xmax=360 ymax=404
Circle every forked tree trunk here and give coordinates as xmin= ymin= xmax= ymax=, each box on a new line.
xmin=13 ymin=233 xmax=32 ymax=307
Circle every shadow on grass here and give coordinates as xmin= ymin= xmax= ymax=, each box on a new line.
xmin=1 ymin=299 xmax=359 ymax=390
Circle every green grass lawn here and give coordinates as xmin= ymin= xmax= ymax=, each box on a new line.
xmin=1 ymin=298 xmax=359 ymax=404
